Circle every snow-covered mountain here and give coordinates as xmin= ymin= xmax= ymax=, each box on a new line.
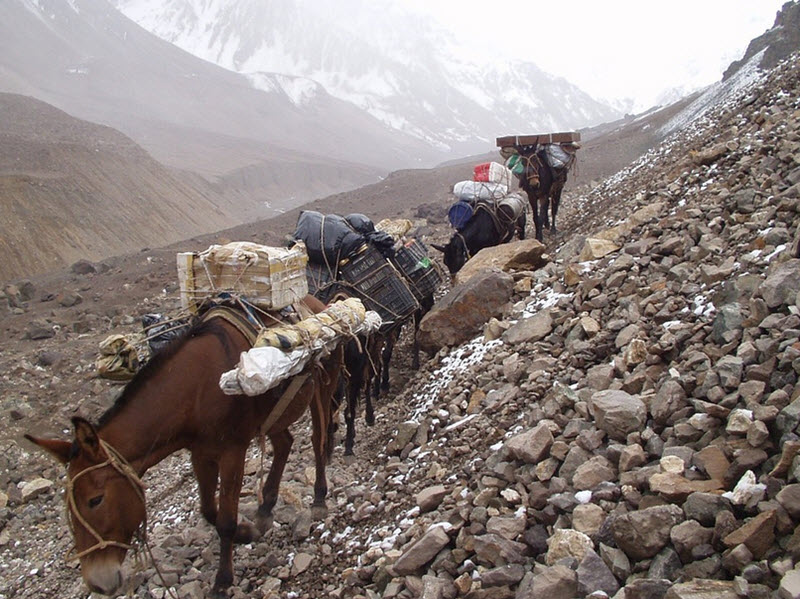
xmin=112 ymin=0 xmax=623 ymax=153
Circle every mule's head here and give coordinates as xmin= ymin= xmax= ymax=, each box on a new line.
xmin=25 ymin=417 xmax=146 ymax=595
xmin=432 ymin=236 xmax=468 ymax=276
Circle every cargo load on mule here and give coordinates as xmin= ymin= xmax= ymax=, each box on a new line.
xmin=436 ymin=162 xmax=528 ymax=274
xmin=448 ymin=160 xmax=520 ymax=232
xmin=388 ymin=237 xmax=443 ymax=304
xmin=496 ymin=132 xmax=581 ymax=242
xmin=293 ymin=211 xmax=419 ymax=330
xmin=220 ymin=297 xmax=381 ymax=396
xmin=176 ymin=241 xmax=309 ymax=314
xmin=98 ymin=240 xmax=353 ymax=392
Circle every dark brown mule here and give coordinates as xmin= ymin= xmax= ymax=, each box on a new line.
xmin=516 ymin=148 xmax=572 ymax=242
xmin=25 ymin=296 xmax=342 ymax=598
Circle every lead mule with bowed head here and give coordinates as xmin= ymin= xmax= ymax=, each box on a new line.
xmin=26 ymin=297 xmax=342 ymax=598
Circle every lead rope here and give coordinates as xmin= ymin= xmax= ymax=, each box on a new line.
xmin=65 ymin=439 xmax=179 ymax=599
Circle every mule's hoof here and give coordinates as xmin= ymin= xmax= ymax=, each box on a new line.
xmin=365 ymin=414 xmax=375 ymax=426
xmin=212 ymin=574 xmax=232 ymax=599
xmin=255 ymin=513 xmax=274 ymax=536
xmin=311 ymin=503 xmax=328 ymax=520
xmin=381 ymin=381 xmax=390 ymax=392
xmin=233 ymin=520 xmax=260 ymax=544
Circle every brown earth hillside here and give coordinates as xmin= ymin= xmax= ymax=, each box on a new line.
xmin=0 ymin=93 xmax=239 ymax=282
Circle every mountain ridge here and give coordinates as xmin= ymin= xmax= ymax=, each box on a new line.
xmin=112 ymin=0 xmax=623 ymax=152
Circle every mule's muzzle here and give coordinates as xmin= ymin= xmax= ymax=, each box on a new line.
xmin=83 ymin=559 xmax=123 ymax=595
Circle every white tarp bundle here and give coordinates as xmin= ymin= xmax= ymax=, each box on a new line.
xmin=543 ymin=144 xmax=573 ymax=170
xmin=219 ymin=298 xmax=382 ymax=396
xmin=453 ymin=180 xmax=508 ymax=202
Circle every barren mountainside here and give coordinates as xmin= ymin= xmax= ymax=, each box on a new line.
xmin=0 ymin=93 xmax=242 ymax=282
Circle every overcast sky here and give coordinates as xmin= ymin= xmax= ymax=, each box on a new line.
xmin=399 ymin=0 xmax=785 ymax=111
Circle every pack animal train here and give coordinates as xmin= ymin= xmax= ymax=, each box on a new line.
xmin=26 ymin=298 xmax=343 ymax=598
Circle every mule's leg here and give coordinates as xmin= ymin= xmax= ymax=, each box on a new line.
xmin=365 ymin=337 xmax=382 ymax=425
xmin=365 ymin=370 xmax=377 ymax=426
xmin=541 ymin=197 xmax=551 ymax=230
xmin=526 ymin=191 xmax=544 ymax=242
xmin=550 ymin=180 xmax=565 ymax=235
xmin=327 ymin=377 xmax=346 ymax=461
xmin=191 ymin=453 xmax=219 ymax=525
xmin=411 ymin=311 xmax=422 ymax=370
xmin=380 ymin=333 xmax=395 ymax=392
xmin=309 ymin=378 xmax=330 ymax=518
xmin=212 ymin=447 xmax=249 ymax=597
xmin=255 ymin=430 xmax=293 ymax=533
xmin=344 ymin=365 xmax=360 ymax=456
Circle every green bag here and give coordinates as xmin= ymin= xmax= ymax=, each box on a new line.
xmin=505 ymin=154 xmax=525 ymax=176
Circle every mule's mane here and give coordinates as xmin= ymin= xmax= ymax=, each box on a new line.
xmin=97 ymin=317 xmax=233 ymax=428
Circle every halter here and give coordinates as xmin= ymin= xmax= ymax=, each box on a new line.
xmin=64 ymin=438 xmax=147 ymax=562
xmin=454 ymin=231 xmax=471 ymax=262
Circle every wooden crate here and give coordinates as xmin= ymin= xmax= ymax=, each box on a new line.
xmin=496 ymin=132 xmax=581 ymax=147
xmin=177 ymin=241 xmax=308 ymax=313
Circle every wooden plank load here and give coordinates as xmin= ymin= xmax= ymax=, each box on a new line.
xmin=496 ymin=132 xmax=581 ymax=147
xmin=177 ymin=241 xmax=308 ymax=314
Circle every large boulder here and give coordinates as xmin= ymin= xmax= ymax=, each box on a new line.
xmin=454 ymin=238 xmax=547 ymax=285
xmin=418 ymin=269 xmax=514 ymax=353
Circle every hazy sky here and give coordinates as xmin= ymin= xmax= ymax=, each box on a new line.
xmin=400 ymin=0 xmax=785 ymax=110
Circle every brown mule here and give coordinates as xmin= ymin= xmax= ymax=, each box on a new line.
xmin=26 ymin=296 xmax=342 ymax=598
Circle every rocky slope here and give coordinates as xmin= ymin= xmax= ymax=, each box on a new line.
xmin=3 ymin=52 xmax=800 ymax=599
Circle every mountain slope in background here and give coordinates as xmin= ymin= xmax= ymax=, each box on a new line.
xmin=0 ymin=93 xmax=238 ymax=281
xmin=111 ymin=0 xmax=623 ymax=152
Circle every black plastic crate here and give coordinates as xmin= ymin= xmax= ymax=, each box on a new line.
xmin=391 ymin=239 xmax=443 ymax=302
xmin=338 ymin=247 xmax=417 ymax=328
xmin=350 ymin=267 xmax=418 ymax=328
xmin=338 ymin=243 xmax=385 ymax=281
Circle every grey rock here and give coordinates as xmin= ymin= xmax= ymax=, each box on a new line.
xmin=504 ymin=309 xmax=554 ymax=344
xmin=505 ymin=423 xmax=553 ymax=464
xmin=392 ymin=526 xmax=451 ymax=576
xmin=473 ymin=533 xmax=528 ymax=566
xmin=480 ymin=564 xmax=526 ymax=587
xmin=518 ymin=565 xmax=576 ymax=599
xmin=416 ymin=485 xmax=448 ymax=512
xmin=760 ymin=259 xmax=800 ymax=308
xmin=576 ymin=548 xmax=619 ymax=596
xmin=589 ymin=390 xmax=647 ymax=441
xmin=663 ymin=579 xmax=738 ymax=599
xmin=612 ymin=504 xmax=685 ymax=561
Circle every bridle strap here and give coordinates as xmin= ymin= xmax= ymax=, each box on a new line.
xmin=454 ymin=231 xmax=471 ymax=261
xmin=64 ymin=439 xmax=146 ymax=562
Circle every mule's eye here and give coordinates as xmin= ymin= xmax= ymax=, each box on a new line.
xmin=88 ymin=495 xmax=104 ymax=509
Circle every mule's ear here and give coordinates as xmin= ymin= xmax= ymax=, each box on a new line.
xmin=431 ymin=243 xmax=446 ymax=253
xmin=72 ymin=417 xmax=103 ymax=461
xmin=24 ymin=434 xmax=72 ymax=464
